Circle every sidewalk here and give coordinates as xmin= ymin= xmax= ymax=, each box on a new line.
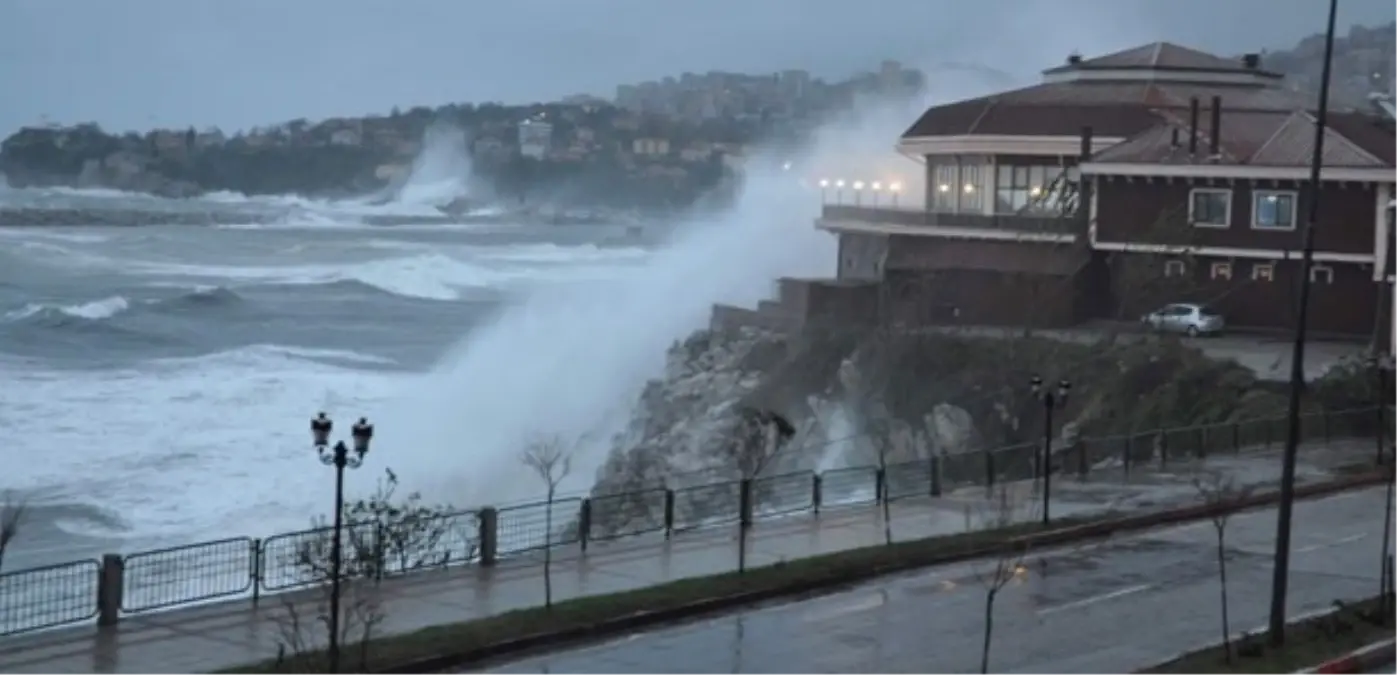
xmin=0 ymin=440 xmax=1375 ymax=673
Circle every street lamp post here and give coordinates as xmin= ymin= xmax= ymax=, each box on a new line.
xmin=1268 ymin=0 xmax=1338 ymax=647
xmin=819 ymin=179 xmax=830 ymax=204
xmin=1371 ymin=352 xmax=1395 ymax=612
xmin=834 ymin=179 xmax=846 ymax=205
xmin=871 ymin=181 xmax=883 ymax=207
xmin=311 ymin=412 xmax=375 ymax=674
xmin=889 ymin=181 xmax=902 ymax=208
xmin=852 ymin=180 xmax=865 ymax=206
xmin=1030 ymin=376 xmax=1070 ymax=525
xmin=1371 ymin=353 xmax=1393 ymax=465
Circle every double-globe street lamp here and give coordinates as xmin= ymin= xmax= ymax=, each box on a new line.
xmin=311 ymin=412 xmax=375 ymax=674
xmin=1030 ymin=376 xmax=1070 ymax=525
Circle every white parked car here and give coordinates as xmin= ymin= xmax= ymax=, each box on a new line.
xmin=1141 ymin=303 xmax=1225 ymax=337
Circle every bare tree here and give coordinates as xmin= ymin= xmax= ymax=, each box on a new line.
xmin=845 ymin=308 xmax=902 ymax=547
xmin=965 ymin=484 xmax=1032 ymax=675
xmin=271 ymin=571 xmax=386 ymax=673
xmin=1191 ymin=469 xmax=1253 ymax=665
xmin=285 ymin=469 xmax=462 ymax=585
xmin=0 ymin=491 xmax=25 ymax=573
xmin=521 ymin=435 xmax=574 ymax=609
xmin=728 ymin=407 xmax=795 ymax=573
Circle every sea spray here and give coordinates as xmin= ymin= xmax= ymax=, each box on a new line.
xmin=373 ymin=93 xmax=975 ymax=508
xmin=390 ymin=121 xmax=477 ymax=209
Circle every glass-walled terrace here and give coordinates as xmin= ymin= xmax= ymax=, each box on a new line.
xmin=926 ymin=155 xmax=1078 ymax=216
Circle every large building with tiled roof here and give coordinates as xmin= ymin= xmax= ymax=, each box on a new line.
xmin=736 ymin=41 xmax=1395 ymax=343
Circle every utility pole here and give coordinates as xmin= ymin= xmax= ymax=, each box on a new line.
xmin=1267 ymin=0 xmax=1339 ymax=647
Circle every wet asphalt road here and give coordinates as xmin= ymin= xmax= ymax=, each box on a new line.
xmin=473 ymin=488 xmax=1392 ymax=674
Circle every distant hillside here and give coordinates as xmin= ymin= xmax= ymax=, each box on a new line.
xmin=1262 ymin=21 xmax=1394 ymax=108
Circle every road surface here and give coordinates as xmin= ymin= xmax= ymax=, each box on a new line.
xmin=476 ymin=487 xmax=1392 ymax=674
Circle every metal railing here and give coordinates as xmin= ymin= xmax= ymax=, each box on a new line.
xmin=0 ymin=406 xmax=1386 ymax=637
xmin=820 ymin=204 xmax=1080 ymax=235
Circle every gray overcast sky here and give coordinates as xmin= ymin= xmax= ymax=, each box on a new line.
xmin=0 ymin=0 xmax=1392 ymax=136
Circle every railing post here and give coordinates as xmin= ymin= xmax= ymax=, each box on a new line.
xmin=874 ymin=468 xmax=886 ymax=504
xmin=478 ymin=507 xmax=498 ymax=567
xmin=930 ymin=456 xmax=942 ymax=497
xmin=250 ymin=539 xmax=262 ymax=607
xmin=812 ymin=473 xmax=823 ymax=516
xmin=663 ymin=489 xmax=675 ymax=539
xmin=96 ymin=553 xmax=123 ymax=628
xmin=578 ymin=499 xmax=592 ymax=553
xmin=373 ymin=522 xmax=386 ymax=581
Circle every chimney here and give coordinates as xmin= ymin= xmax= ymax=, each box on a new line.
xmin=1188 ymin=97 xmax=1200 ymax=155
xmin=1170 ymin=127 xmax=1180 ymax=147
xmin=1067 ymin=52 xmax=1082 ymax=65
xmin=1242 ymin=53 xmax=1261 ymax=70
xmin=1080 ymin=125 xmax=1094 ymax=160
xmin=1209 ymin=96 xmax=1222 ymax=157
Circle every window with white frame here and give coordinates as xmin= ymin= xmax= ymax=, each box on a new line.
xmin=931 ymin=163 xmax=957 ymax=211
xmin=1164 ymin=259 xmax=1187 ymax=277
xmin=1190 ymin=188 xmax=1232 ymax=227
xmin=1252 ymin=191 xmax=1298 ymax=230
xmin=1252 ymin=262 xmax=1275 ymax=281
xmin=960 ymin=163 xmax=983 ymax=212
xmin=1210 ymin=261 xmax=1233 ymax=280
xmin=1310 ymin=265 xmax=1334 ymax=284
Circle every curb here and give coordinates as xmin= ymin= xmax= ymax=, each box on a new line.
xmin=377 ymin=471 xmax=1387 ymax=674
xmin=1302 ymin=639 xmax=1397 ymax=674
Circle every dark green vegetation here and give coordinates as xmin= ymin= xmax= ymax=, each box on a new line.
xmin=1142 ymin=595 xmax=1393 ymax=673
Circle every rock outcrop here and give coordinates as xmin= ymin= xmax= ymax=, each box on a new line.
xmin=585 ymin=325 xmax=1302 ymax=533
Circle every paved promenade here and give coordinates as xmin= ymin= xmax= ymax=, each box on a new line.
xmin=0 ymin=440 xmax=1376 ymax=673
xmin=482 ymin=486 xmax=1392 ymax=673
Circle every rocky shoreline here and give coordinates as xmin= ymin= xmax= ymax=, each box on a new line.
xmin=580 ymin=323 xmax=1360 ymax=535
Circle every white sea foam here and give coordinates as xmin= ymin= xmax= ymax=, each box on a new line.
xmin=4 ymin=296 xmax=131 ymax=322
xmin=127 ymin=247 xmax=649 ymax=301
xmin=0 ymin=344 xmax=408 ymax=539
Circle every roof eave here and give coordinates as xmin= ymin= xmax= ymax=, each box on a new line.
xmin=1041 ymin=64 xmax=1285 ymax=79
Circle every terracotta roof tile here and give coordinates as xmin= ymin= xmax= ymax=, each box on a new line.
xmin=902 ymin=81 xmax=1314 ymax=139
xmin=1088 ymin=109 xmax=1394 ymax=168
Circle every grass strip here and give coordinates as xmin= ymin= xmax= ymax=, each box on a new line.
xmin=1141 ymin=595 xmax=1394 ymax=673
xmin=222 ymin=469 xmax=1386 ymax=674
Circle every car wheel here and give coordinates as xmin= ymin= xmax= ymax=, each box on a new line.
xmin=1186 ymin=325 xmax=1200 ymax=338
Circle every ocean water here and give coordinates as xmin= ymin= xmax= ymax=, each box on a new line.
xmin=0 ymin=167 xmax=837 ymax=572
xmin=0 ymin=81 xmax=972 ymax=572
xmin=0 ymin=208 xmax=663 ymax=567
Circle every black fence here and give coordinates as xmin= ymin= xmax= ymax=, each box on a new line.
xmin=0 ymin=406 xmax=1385 ymax=637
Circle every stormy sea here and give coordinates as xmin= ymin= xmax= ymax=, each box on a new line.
xmin=0 ymin=157 xmax=838 ymax=572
